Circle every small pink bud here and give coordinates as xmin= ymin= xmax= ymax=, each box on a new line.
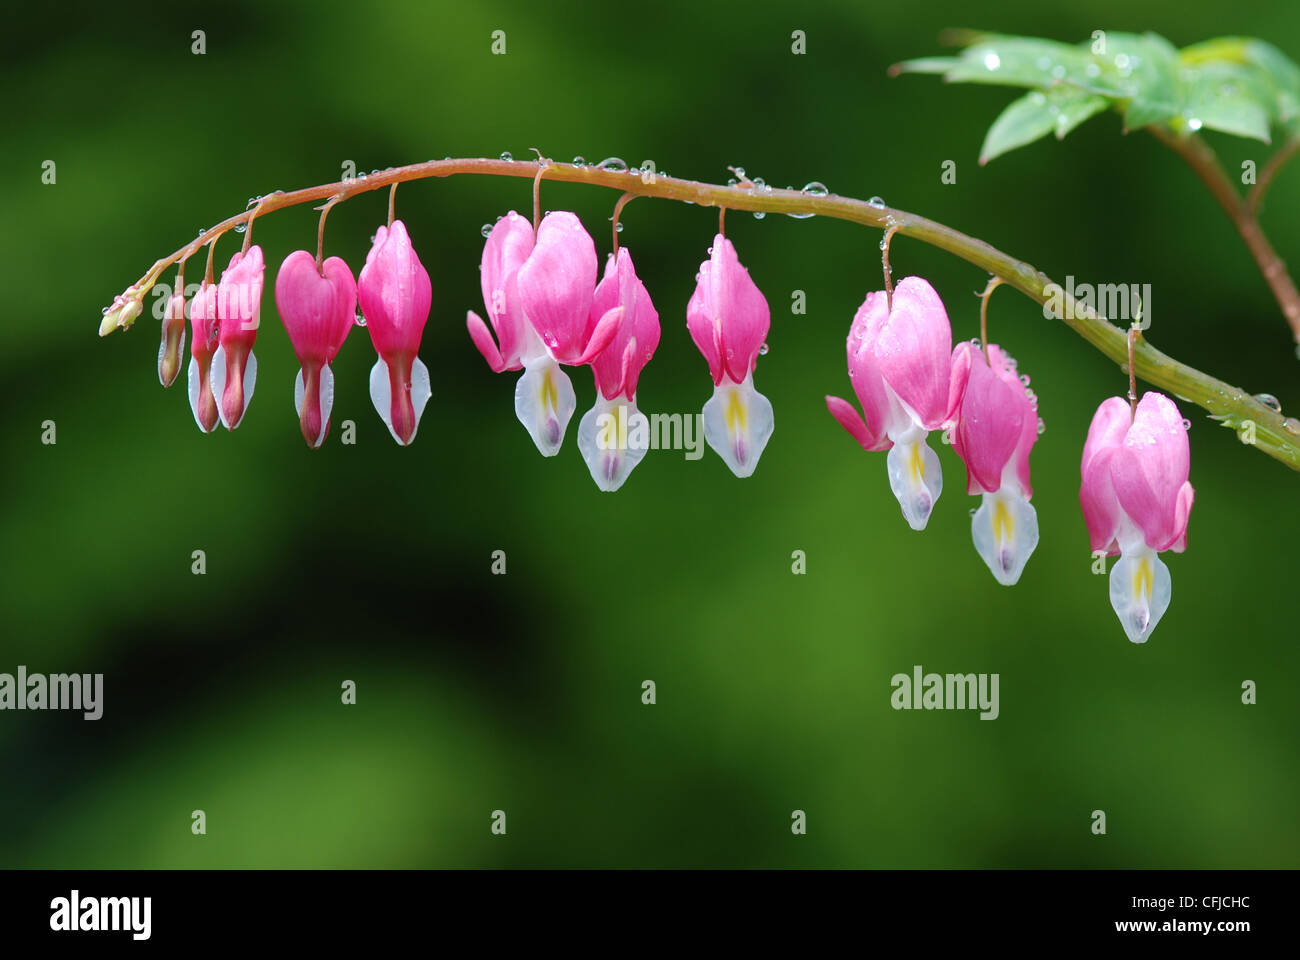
xmin=158 ymin=287 xmax=187 ymax=389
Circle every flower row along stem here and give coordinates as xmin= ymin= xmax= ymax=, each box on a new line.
xmin=103 ymin=157 xmax=1300 ymax=472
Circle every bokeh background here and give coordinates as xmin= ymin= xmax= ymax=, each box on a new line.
xmin=2 ymin=0 xmax=1297 ymax=868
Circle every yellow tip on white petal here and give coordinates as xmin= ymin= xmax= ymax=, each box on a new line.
xmin=1108 ymin=547 xmax=1172 ymax=643
xmin=702 ymin=373 xmax=773 ymax=478
xmin=971 ymin=490 xmax=1038 ymax=585
xmin=886 ymin=436 xmax=942 ymax=530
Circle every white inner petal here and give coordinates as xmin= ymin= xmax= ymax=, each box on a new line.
xmin=885 ymin=431 xmax=942 ymax=530
xmin=970 ymin=487 xmax=1038 ymax=586
xmin=514 ymin=358 xmax=576 ymax=457
xmin=1108 ymin=544 xmax=1172 ymax=644
xmin=577 ymin=394 xmax=650 ymax=492
xmin=701 ymin=372 xmax=774 ymax=478
xmin=187 ymin=356 xmax=216 ymax=434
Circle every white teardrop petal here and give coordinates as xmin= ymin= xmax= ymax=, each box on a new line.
xmin=209 ymin=345 xmax=228 ymax=425
xmin=187 ymin=356 xmax=216 ymax=434
xmin=701 ymin=372 xmax=774 ymax=478
xmin=409 ymin=356 xmax=431 ymax=437
xmin=294 ymin=365 xmax=335 ymax=448
xmin=1108 ymin=547 xmax=1172 ymax=644
xmin=885 ymin=434 xmax=942 ymax=530
xmin=577 ymin=394 xmax=651 ymax=491
xmin=210 ymin=347 xmax=257 ymax=430
xmin=319 ymin=362 xmax=336 ymax=441
xmin=514 ymin=359 xmax=576 ymax=457
xmin=970 ymin=489 xmax=1039 ymax=586
xmin=369 ymin=358 xmax=397 ymax=443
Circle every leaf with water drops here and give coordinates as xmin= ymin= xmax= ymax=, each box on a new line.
xmin=980 ymin=87 xmax=1107 ymax=165
xmin=898 ymin=29 xmax=1300 ymax=156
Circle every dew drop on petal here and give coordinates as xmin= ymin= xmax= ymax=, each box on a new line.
xmin=355 ymin=310 xmax=367 ymax=327
xmin=481 ymin=223 xmax=493 ymax=238
xmin=758 ymin=343 xmax=769 ymax=356
xmin=1181 ymin=418 xmax=1191 ymax=431
xmin=1037 ymin=417 xmax=1046 ymax=436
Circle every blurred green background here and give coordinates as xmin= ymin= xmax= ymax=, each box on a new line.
xmin=2 ymin=0 xmax=1297 ymax=868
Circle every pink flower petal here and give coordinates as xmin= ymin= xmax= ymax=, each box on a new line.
xmin=1079 ymin=396 xmax=1132 ymax=555
xmin=873 ymin=276 xmax=952 ymax=429
xmin=466 ymin=310 xmax=507 ymax=372
xmin=589 ymin=248 xmax=661 ymax=400
xmin=826 ymin=395 xmax=891 ymax=451
xmin=953 ymin=349 xmax=1025 ymax=495
xmin=275 ymin=250 xmax=356 ymax=366
xmin=686 ymin=234 xmax=770 ymax=386
xmin=358 ymin=220 xmax=432 ymax=362
xmin=1111 ymin=392 xmax=1194 ymax=552
xmin=517 ymin=211 xmax=597 ymax=363
xmin=847 ymin=292 xmax=898 ymax=440
xmin=478 ymin=211 xmax=535 ymax=370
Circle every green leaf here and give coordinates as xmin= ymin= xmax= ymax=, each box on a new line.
xmin=896 ymin=30 xmax=1300 ymax=146
xmin=890 ymin=57 xmax=960 ymax=76
xmin=1184 ymin=63 xmax=1274 ymax=142
xmin=980 ymin=88 xmax=1109 ymax=164
xmin=1053 ymin=92 xmax=1110 ymax=139
xmin=1241 ymin=40 xmax=1300 ymax=134
xmin=941 ymin=36 xmax=1093 ymax=88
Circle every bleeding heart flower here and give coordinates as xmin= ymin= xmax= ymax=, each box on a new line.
xmin=187 ymin=280 xmax=221 ymax=434
xmin=503 ymin=211 xmax=621 ymax=456
xmin=576 ymin=247 xmax=661 ymax=491
xmin=1080 ymin=392 xmax=1195 ymax=643
xmin=948 ymin=341 xmax=1040 ymax=585
xmin=359 ymin=220 xmax=432 ymax=446
xmin=686 ymin=233 xmax=773 ymax=477
xmin=467 ymin=212 xmax=561 ymax=456
xmin=209 ymin=245 xmax=264 ymax=430
xmin=825 ymin=277 xmax=953 ymax=529
xmin=275 ymin=250 xmax=357 ymax=448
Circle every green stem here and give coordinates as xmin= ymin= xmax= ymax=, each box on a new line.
xmin=99 ymin=157 xmax=1300 ymax=471
xmin=1150 ymin=127 xmax=1300 ymax=343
